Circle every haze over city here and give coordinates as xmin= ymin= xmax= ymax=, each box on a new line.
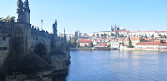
xmin=1 ymin=0 xmax=167 ymax=34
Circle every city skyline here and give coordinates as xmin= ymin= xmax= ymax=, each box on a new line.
xmin=1 ymin=0 xmax=167 ymax=34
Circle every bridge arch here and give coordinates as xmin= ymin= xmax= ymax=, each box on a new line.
xmin=33 ymin=43 xmax=47 ymax=60
xmin=31 ymin=38 xmax=50 ymax=61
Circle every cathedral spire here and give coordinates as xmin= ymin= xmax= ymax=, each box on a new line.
xmin=111 ymin=25 xmax=114 ymax=31
xmin=114 ymin=23 xmax=117 ymax=31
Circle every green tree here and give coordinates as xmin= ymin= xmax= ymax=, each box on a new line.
xmin=151 ymin=35 xmax=154 ymax=38
xmin=69 ymin=37 xmax=77 ymax=47
xmin=111 ymin=33 xmax=115 ymax=36
xmin=96 ymin=34 xmax=99 ymax=37
xmin=119 ymin=35 xmax=124 ymax=38
xmin=0 ymin=16 xmax=16 ymax=22
xmin=84 ymin=44 xmax=87 ymax=47
xmin=90 ymin=43 xmax=93 ymax=47
xmin=103 ymin=33 xmax=107 ymax=38
xmin=107 ymin=44 xmax=111 ymax=47
xmin=128 ymin=38 xmax=134 ymax=48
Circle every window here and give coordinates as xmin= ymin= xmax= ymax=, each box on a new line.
xmin=3 ymin=37 xmax=6 ymax=41
xmin=0 ymin=47 xmax=7 ymax=50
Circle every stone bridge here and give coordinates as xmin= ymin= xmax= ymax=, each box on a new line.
xmin=0 ymin=0 xmax=70 ymax=81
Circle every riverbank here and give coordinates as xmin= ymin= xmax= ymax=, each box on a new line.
xmin=70 ymin=47 xmax=167 ymax=52
xmin=70 ymin=47 xmax=94 ymax=51
xmin=120 ymin=48 xmax=167 ymax=51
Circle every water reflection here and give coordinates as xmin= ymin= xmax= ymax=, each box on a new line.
xmin=66 ymin=50 xmax=167 ymax=81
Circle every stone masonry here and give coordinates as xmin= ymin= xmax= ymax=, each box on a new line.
xmin=0 ymin=0 xmax=70 ymax=81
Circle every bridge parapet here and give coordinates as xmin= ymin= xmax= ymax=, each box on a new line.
xmin=31 ymin=28 xmax=50 ymax=38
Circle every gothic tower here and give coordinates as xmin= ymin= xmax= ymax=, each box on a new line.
xmin=114 ymin=24 xmax=117 ymax=31
xmin=17 ymin=0 xmax=24 ymax=23
xmin=53 ymin=20 xmax=58 ymax=38
xmin=64 ymin=28 xmax=66 ymax=40
xmin=111 ymin=25 xmax=114 ymax=31
xmin=23 ymin=0 xmax=30 ymax=24
xmin=117 ymin=25 xmax=120 ymax=30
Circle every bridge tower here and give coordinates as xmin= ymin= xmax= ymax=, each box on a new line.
xmin=17 ymin=0 xmax=30 ymax=24
xmin=10 ymin=0 xmax=31 ymax=54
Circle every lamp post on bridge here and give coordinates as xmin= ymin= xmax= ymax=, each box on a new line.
xmin=41 ymin=19 xmax=43 ymax=31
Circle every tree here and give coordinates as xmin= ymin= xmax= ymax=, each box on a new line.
xmin=9 ymin=16 xmax=16 ymax=22
xmin=0 ymin=16 xmax=16 ymax=22
xmin=103 ymin=33 xmax=107 ymax=38
xmin=90 ymin=43 xmax=93 ymax=47
xmin=128 ymin=38 xmax=134 ymax=48
xmin=151 ymin=35 xmax=154 ymax=38
xmin=96 ymin=34 xmax=99 ymax=37
xmin=107 ymin=44 xmax=111 ymax=47
xmin=100 ymin=34 xmax=103 ymax=37
xmin=84 ymin=44 xmax=87 ymax=47
xmin=119 ymin=35 xmax=124 ymax=38
xmin=111 ymin=33 xmax=115 ymax=36
xmin=69 ymin=37 xmax=77 ymax=47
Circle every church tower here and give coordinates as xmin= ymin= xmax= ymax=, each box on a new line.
xmin=64 ymin=28 xmax=66 ymax=40
xmin=114 ymin=24 xmax=117 ymax=31
xmin=23 ymin=0 xmax=30 ymax=24
xmin=111 ymin=25 xmax=114 ymax=31
xmin=17 ymin=0 xmax=24 ymax=23
xmin=53 ymin=20 xmax=58 ymax=38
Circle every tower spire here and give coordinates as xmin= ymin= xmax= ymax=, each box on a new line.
xmin=17 ymin=0 xmax=23 ymax=10
xmin=114 ymin=23 xmax=117 ymax=31
xmin=17 ymin=0 xmax=24 ymax=22
xmin=64 ymin=28 xmax=66 ymax=40
xmin=53 ymin=20 xmax=57 ymax=38
xmin=24 ymin=0 xmax=30 ymax=11
xmin=55 ymin=20 xmax=57 ymax=25
xmin=111 ymin=25 xmax=114 ymax=31
xmin=23 ymin=0 xmax=30 ymax=24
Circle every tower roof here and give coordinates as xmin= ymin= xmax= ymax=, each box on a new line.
xmin=24 ymin=0 xmax=30 ymax=11
xmin=17 ymin=0 xmax=23 ymax=13
xmin=64 ymin=28 xmax=66 ymax=34
xmin=55 ymin=20 xmax=57 ymax=25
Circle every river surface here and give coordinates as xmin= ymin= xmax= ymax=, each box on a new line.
xmin=66 ymin=50 xmax=167 ymax=81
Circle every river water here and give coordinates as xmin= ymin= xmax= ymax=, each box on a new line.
xmin=66 ymin=50 xmax=167 ymax=81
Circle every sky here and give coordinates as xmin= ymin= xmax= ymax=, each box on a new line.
xmin=0 ymin=0 xmax=167 ymax=34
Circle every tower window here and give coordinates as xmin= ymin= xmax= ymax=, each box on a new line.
xmin=3 ymin=37 xmax=6 ymax=41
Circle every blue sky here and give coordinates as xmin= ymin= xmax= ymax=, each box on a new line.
xmin=0 ymin=0 xmax=167 ymax=34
